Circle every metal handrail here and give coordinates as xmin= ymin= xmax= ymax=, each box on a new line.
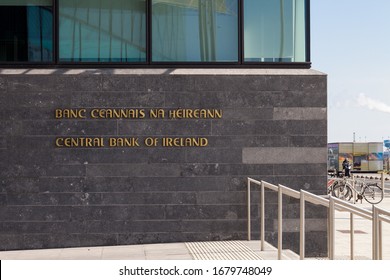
xmin=247 ymin=177 xmax=390 ymax=260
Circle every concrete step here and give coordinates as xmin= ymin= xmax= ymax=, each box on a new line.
xmin=243 ymin=240 xmax=301 ymax=260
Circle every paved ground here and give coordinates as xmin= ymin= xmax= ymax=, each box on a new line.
xmin=1 ymin=178 xmax=389 ymax=260
xmin=332 ymin=196 xmax=390 ymax=260
xmin=327 ymin=173 xmax=390 ymax=259
xmin=0 ymin=240 xmax=286 ymax=260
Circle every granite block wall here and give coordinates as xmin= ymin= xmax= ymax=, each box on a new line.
xmin=0 ymin=69 xmax=327 ymax=256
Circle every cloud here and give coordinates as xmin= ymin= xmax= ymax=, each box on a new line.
xmin=357 ymin=93 xmax=390 ymax=113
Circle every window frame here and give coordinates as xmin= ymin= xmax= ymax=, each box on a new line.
xmin=0 ymin=0 xmax=56 ymax=66
xmin=241 ymin=0 xmax=311 ymax=66
xmin=150 ymin=0 xmax=240 ymax=64
xmin=0 ymin=0 xmax=311 ymax=68
xmin=57 ymin=0 xmax=149 ymax=65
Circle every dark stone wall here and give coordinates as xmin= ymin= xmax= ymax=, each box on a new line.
xmin=0 ymin=69 xmax=327 ymax=256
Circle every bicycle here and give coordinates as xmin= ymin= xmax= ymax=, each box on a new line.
xmin=332 ymin=178 xmax=384 ymax=204
xmin=327 ymin=178 xmax=340 ymax=195
xmin=327 ymin=170 xmax=347 ymax=196
xmin=327 ymin=176 xmax=351 ymax=200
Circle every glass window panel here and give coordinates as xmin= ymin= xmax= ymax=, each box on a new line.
xmin=59 ymin=0 xmax=146 ymax=62
xmin=152 ymin=0 xmax=238 ymax=62
xmin=244 ymin=0 xmax=306 ymax=62
xmin=0 ymin=0 xmax=53 ymax=62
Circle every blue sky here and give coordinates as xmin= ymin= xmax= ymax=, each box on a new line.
xmin=311 ymin=0 xmax=390 ymax=143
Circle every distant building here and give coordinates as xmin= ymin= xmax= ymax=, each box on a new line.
xmin=328 ymin=142 xmax=383 ymax=172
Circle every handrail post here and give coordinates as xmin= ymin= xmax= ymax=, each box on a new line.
xmin=381 ymin=173 xmax=385 ymax=198
xmin=278 ymin=186 xmax=283 ymax=260
xmin=329 ymin=197 xmax=335 ymax=260
xmin=372 ymin=205 xmax=378 ymax=260
xmin=379 ymin=219 xmax=383 ymax=260
xmin=261 ymin=181 xmax=265 ymax=251
xmin=352 ymin=175 xmax=356 ymax=204
xmin=249 ymin=178 xmax=390 ymax=261
xmin=300 ymin=191 xmax=305 ymax=260
xmin=327 ymin=202 xmax=330 ymax=259
xmin=247 ymin=178 xmax=251 ymax=241
xmin=350 ymin=213 xmax=354 ymax=260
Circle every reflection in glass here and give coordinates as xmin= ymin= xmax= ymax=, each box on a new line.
xmin=59 ymin=0 xmax=146 ymax=62
xmin=152 ymin=0 xmax=238 ymax=62
xmin=244 ymin=0 xmax=306 ymax=62
xmin=0 ymin=0 xmax=53 ymax=62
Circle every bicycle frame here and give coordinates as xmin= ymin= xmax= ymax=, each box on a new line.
xmin=328 ymin=176 xmax=383 ymax=204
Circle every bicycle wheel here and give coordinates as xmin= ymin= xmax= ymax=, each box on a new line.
xmin=327 ymin=180 xmax=339 ymax=195
xmin=363 ymin=183 xmax=384 ymax=204
xmin=332 ymin=184 xmax=353 ymax=201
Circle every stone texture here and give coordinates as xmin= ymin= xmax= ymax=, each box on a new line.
xmin=272 ymin=218 xmax=328 ymax=232
xmin=0 ymin=137 xmax=6 ymax=149
xmin=185 ymin=149 xmax=242 ymax=163
xmin=243 ymin=147 xmax=327 ymax=164
xmin=0 ymin=69 xmax=327 ymax=256
xmin=71 ymin=91 xmax=165 ymax=107
xmin=7 ymin=75 xmax=103 ymax=92
xmin=118 ymin=120 xmax=211 ymax=136
xmin=273 ymin=107 xmax=327 ymax=120
xmin=289 ymin=136 xmax=327 ymax=147
xmin=19 ymin=120 xmax=118 ymax=136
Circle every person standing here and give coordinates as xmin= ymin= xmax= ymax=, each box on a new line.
xmin=342 ymin=158 xmax=351 ymax=177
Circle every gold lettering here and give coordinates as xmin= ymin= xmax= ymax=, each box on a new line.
xmin=214 ymin=110 xmax=222 ymax=119
xmin=55 ymin=109 xmax=62 ymax=119
xmin=193 ymin=110 xmax=199 ymax=118
xmin=109 ymin=138 xmax=140 ymax=147
xmin=126 ymin=138 xmax=140 ymax=147
xmin=200 ymin=138 xmax=208 ymax=147
xmin=90 ymin=109 xmax=99 ymax=119
xmin=85 ymin=138 xmax=93 ymax=147
xmin=162 ymin=137 xmax=172 ymax=147
xmin=113 ymin=109 xmax=121 ymax=119
xmin=168 ymin=109 xmax=222 ymax=119
xmin=55 ymin=109 xmax=86 ymax=119
xmin=173 ymin=138 xmax=180 ymax=146
xmin=162 ymin=137 xmax=208 ymax=147
xmin=55 ymin=137 xmax=104 ymax=148
xmin=186 ymin=137 xmax=195 ymax=146
xmin=150 ymin=109 xmax=165 ymax=119
xmin=109 ymin=138 xmax=115 ymax=147
xmin=168 ymin=110 xmax=175 ymax=119
xmin=71 ymin=138 xmax=79 ymax=147
xmin=55 ymin=138 xmax=64 ymax=147
xmin=100 ymin=109 xmax=109 ymax=119
xmin=91 ymin=109 xmax=146 ymax=119
xmin=94 ymin=138 xmax=103 ymax=147
xmin=64 ymin=138 xmax=71 ymax=147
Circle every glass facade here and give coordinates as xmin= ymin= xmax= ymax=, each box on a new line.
xmin=152 ymin=0 xmax=238 ymax=62
xmin=244 ymin=0 xmax=306 ymax=62
xmin=59 ymin=0 xmax=146 ymax=62
xmin=0 ymin=0 xmax=53 ymax=62
xmin=0 ymin=0 xmax=309 ymax=66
